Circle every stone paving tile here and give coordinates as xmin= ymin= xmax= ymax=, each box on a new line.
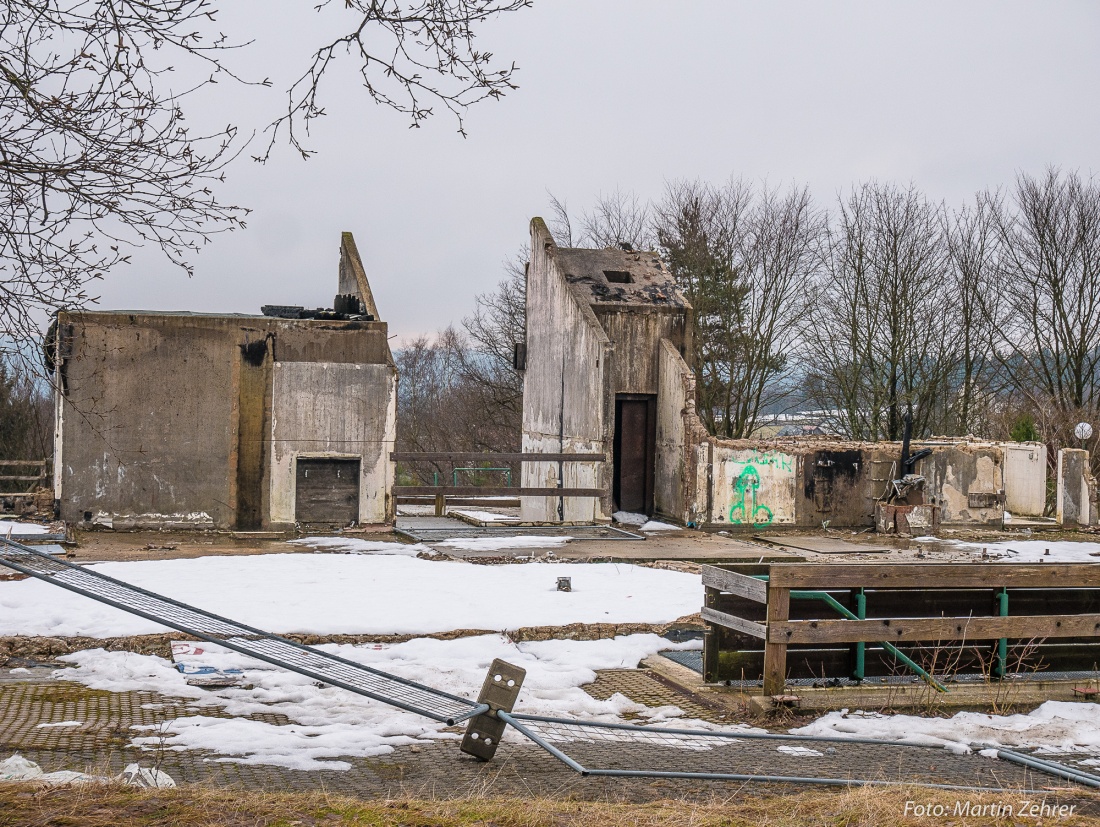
xmin=0 ymin=679 xmax=1092 ymax=806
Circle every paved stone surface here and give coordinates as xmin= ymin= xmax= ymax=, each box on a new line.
xmin=0 ymin=677 xmax=1087 ymax=804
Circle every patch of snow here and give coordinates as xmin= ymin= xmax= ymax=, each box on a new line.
xmin=0 ymin=754 xmax=174 ymax=787
xmin=288 ymin=537 xmax=426 ymax=556
xmin=777 ymin=745 xmax=823 ymax=757
xmin=792 ymin=701 xmax=1100 ymax=758
xmin=0 ymin=554 xmax=701 ymax=637
xmin=8 ymin=667 xmax=28 ymax=675
xmin=34 ymin=721 xmax=82 ymax=729
xmin=435 ymin=535 xmax=572 ymax=551
xmin=1003 ymin=510 xmax=1014 ymax=523
xmin=947 ymin=539 xmax=1100 ymax=563
xmin=450 ymin=510 xmax=520 ymax=524
xmin=0 ymin=520 xmax=46 ymax=536
xmin=58 ymin=634 xmax=719 ymax=771
xmin=640 ymin=520 xmax=680 ymax=532
xmin=613 ymin=511 xmax=648 ymax=527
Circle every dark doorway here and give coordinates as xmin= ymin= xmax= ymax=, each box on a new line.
xmin=613 ymin=394 xmax=656 ymax=515
xmin=295 ymin=458 xmax=361 ymax=526
xmin=236 ymin=336 xmax=272 ymax=530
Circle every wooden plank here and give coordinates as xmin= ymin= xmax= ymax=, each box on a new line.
xmin=755 ymin=534 xmax=890 ymax=554
xmin=767 ymin=563 xmax=1100 ymax=590
xmin=700 ymin=607 xmax=767 ymax=639
xmin=702 ymin=565 xmax=768 ymax=603
xmin=770 ymin=614 xmax=1100 ymax=645
xmin=390 ymin=453 xmax=605 ymax=463
xmin=394 ymin=486 xmax=604 ymax=497
xmin=0 ymin=461 xmax=45 ymax=467
xmin=763 ymin=587 xmax=790 ymax=695
xmin=0 ymin=475 xmax=43 ymax=481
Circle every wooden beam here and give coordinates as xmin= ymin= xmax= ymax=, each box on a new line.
xmin=700 ymin=606 xmax=767 ymax=639
xmin=0 ymin=475 xmax=43 ymax=482
xmin=394 ymin=486 xmax=604 ymax=497
xmin=763 ymin=587 xmax=790 ymax=696
xmin=390 ymin=452 xmax=605 ymax=463
xmin=0 ymin=461 xmax=45 ymax=467
xmin=767 ymin=563 xmax=1100 ymax=590
xmin=770 ymin=614 xmax=1100 ymax=645
xmin=702 ymin=565 xmax=768 ymax=603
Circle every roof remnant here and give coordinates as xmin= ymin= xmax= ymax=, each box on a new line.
xmin=556 ymin=247 xmax=688 ymax=308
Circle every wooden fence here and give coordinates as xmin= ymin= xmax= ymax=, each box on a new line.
xmin=702 ymin=562 xmax=1100 ymax=694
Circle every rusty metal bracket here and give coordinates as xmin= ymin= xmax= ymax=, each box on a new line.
xmin=460 ymin=658 xmax=526 ymax=761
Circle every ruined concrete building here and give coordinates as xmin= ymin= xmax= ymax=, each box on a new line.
xmin=519 ymin=218 xmax=692 ymax=523
xmin=51 ymin=233 xmax=396 ymax=530
xmin=519 ymin=218 xmax=1095 ymax=529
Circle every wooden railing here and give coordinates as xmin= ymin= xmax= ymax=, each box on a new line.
xmin=702 ymin=562 xmax=1100 ymax=695
xmin=0 ymin=460 xmax=48 ymax=498
xmin=390 ymin=452 xmax=605 ymax=515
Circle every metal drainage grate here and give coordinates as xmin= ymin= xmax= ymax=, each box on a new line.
xmin=659 ymin=650 xmax=704 ymax=674
xmin=0 ymin=538 xmax=486 ymax=725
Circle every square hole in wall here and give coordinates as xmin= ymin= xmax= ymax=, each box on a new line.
xmin=603 ymin=270 xmax=633 ymax=284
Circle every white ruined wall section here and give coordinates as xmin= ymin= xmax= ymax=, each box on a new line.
xmin=710 ymin=447 xmax=798 ymax=527
xmin=520 ymin=221 xmax=610 ymax=522
xmin=1003 ymin=442 xmax=1047 ymax=517
xmin=269 ymin=361 xmax=396 ymax=525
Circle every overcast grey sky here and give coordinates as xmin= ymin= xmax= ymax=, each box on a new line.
xmin=93 ymin=1 xmax=1100 ymax=341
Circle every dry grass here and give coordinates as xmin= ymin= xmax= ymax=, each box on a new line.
xmin=1 ymin=783 xmax=1099 ymax=827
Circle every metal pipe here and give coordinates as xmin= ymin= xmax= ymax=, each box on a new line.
xmin=584 ymin=767 xmax=1042 ymax=792
xmin=497 ymin=712 xmax=587 ymax=774
xmin=994 ymin=749 xmax=1100 ymax=788
xmin=994 ymin=747 xmax=1100 ymax=787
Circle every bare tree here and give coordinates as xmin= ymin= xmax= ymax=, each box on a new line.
xmin=0 ymin=0 xmax=530 ymax=363
xmin=804 ymin=182 xmax=955 ymax=440
xmin=987 ymin=169 xmax=1100 ymax=469
xmin=944 ymin=195 xmax=999 ymax=435
xmin=579 ymin=188 xmax=653 ymax=250
xmin=259 ymin=0 xmax=530 ymax=160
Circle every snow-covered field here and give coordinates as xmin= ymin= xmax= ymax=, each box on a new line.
xmin=56 ymin=634 xmax=708 ymax=771
xmin=0 ymin=553 xmax=701 ymax=637
xmin=0 ymin=520 xmax=47 ymax=536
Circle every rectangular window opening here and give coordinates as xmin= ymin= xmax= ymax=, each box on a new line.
xmin=603 ymin=270 xmax=633 ymax=284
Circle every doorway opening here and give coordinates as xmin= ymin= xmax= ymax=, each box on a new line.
xmin=613 ymin=394 xmax=656 ymax=516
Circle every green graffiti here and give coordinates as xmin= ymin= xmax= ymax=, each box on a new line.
xmin=728 ymin=464 xmax=774 ymax=527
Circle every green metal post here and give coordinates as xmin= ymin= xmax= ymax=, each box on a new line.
xmin=854 ymin=589 xmax=866 ymax=681
xmin=994 ymin=587 xmax=1008 ymax=679
xmin=791 ymin=590 xmax=947 ymax=692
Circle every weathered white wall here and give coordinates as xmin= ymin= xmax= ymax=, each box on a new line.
xmin=917 ymin=444 xmax=1005 ymax=525
xmin=1057 ymin=448 xmax=1092 ymax=526
xmin=710 ymin=447 xmax=798 ymax=528
xmin=655 ymin=340 xmax=687 ymax=521
xmin=1003 ymin=442 xmax=1047 ymax=517
xmin=520 ymin=219 xmax=609 ymax=522
xmin=269 ymin=361 xmax=396 ymax=526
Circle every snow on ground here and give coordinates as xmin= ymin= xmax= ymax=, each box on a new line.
xmin=613 ymin=511 xmax=648 ymax=527
xmin=0 ymin=520 xmax=47 ymax=536
xmin=917 ymin=537 xmax=1100 ymax=563
xmin=435 ymin=535 xmax=573 ymax=551
xmin=640 ymin=520 xmax=680 ymax=532
xmin=56 ymin=634 xmax=716 ymax=771
xmin=287 ymin=537 xmax=426 ymax=556
xmin=793 ymin=702 xmax=1100 ymax=762
xmin=449 ymin=510 xmax=520 ymax=524
xmin=0 ymin=753 xmax=175 ymax=787
xmin=0 ymin=554 xmax=700 ymax=637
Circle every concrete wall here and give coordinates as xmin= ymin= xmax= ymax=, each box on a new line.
xmin=918 ymin=443 xmax=1004 ymax=525
xmin=269 ymin=362 xmax=396 ymax=526
xmin=597 ymin=308 xmax=691 ymax=396
xmin=1057 ymin=448 xmax=1093 ymax=526
xmin=55 ymin=311 xmax=395 ymax=529
xmin=653 ymin=336 xmax=1040 ymax=529
xmin=520 ymin=219 xmax=610 ymax=522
